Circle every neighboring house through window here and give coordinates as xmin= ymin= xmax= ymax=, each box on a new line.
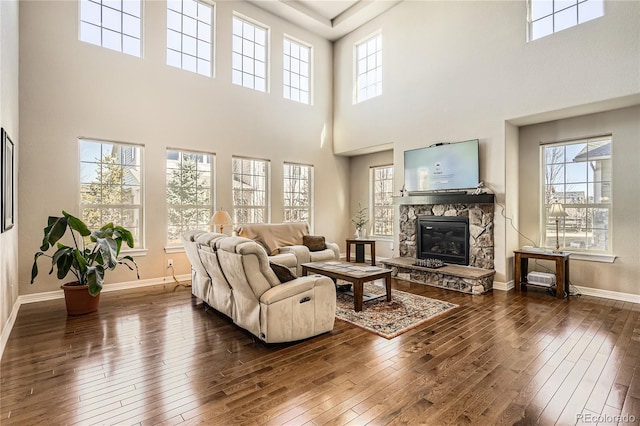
xmin=79 ymin=139 xmax=144 ymax=248
xmin=541 ymin=136 xmax=612 ymax=252
xmin=283 ymin=163 xmax=313 ymax=225
xmin=166 ymin=149 xmax=214 ymax=246
xmin=371 ymin=165 xmax=393 ymax=237
xmin=283 ymin=36 xmax=311 ymax=104
xmin=79 ymin=0 xmax=142 ymax=57
xmin=355 ymin=32 xmax=382 ymax=103
xmin=231 ymin=15 xmax=268 ymax=92
xmin=529 ymin=0 xmax=604 ymax=41
xmin=166 ymin=0 xmax=214 ymax=77
xmin=232 ymin=156 xmax=269 ymax=224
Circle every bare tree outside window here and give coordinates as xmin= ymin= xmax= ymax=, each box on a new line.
xmin=283 ymin=163 xmax=312 ymax=224
xmin=232 ymin=157 xmax=269 ymax=225
xmin=372 ymin=165 xmax=393 ymax=236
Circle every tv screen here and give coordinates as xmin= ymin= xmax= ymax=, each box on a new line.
xmin=404 ymin=139 xmax=479 ymax=193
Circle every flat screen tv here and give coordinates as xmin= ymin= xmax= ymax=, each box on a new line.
xmin=404 ymin=139 xmax=479 ymax=193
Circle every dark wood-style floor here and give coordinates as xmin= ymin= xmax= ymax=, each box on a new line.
xmin=1 ymin=279 xmax=639 ymax=425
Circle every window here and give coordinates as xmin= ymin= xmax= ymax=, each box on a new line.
xmin=541 ymin=136 xmax=612 ymax=252
xmin=529 ymin=0 xmax=603 ymax=41
xmin=371 ymin=165 xmax=394 ymax=236
xmin=355 ymin=32 xmax=382 ymax=103
xmin=283 ymin=163 xmax=313 ymax=224
xmin=166 ymin=149 xmax=214 ymax=246
xmin=166 ymin=0 xmax=214 ymax=77
xmin=232 ymin=157 xmax=269 ymax=224
xmin=231 ymin=15 xmax=268 ymax=92
xmin=79 ymin=139 xmax=143 ymax=248
xmin=283 ymin=37 xmax=311 ymax=104
xmin=79 ymin=0 xmax=142 ymax=57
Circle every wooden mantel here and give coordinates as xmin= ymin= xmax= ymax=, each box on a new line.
xmin=393 ymin=192 xmax=494 ymax=205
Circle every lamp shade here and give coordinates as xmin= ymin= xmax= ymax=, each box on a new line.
xmin=209 ymin=210 xmax=233 ymax=227
xmin=549 ymin=202 xmax=567 ymax=218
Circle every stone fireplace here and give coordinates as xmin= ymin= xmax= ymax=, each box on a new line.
xmin=381 ymin=193 xmax=496 ymax=295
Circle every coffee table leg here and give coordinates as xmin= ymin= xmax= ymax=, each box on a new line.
xmin=353 ymin=279 xmax=363 ymax=312
xmin=385 ymin=274 xmax=391 ymax=302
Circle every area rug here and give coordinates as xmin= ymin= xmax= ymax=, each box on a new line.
xmin=335 ymin=282 xmax=458 ymax=339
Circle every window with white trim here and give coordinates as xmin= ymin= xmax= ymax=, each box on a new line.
xmin=166 ymin=149 xmax=214 ymax=246
xmin=355 ymin=32 xmax=382 ymax=103
xmin=371 ymin=165 xmax=394 ymax=236
xmin=79 ymin=139 xmax=143 ymax=248
xmin=529 ymin=0 xmax=603 ymax=41
xmin=166 ymin=0 xmax=214 ymax=77
xmin=79 ymin=0 xmax=142 ymax=57
xmin=283 ymin=163 xmax=313 ymax=224
xmin=283 ymin=37 xmax=311 ymax=104
xmin=231 ymin=15 xmax=268 ymax=92
xmin=232 ymin=157 xmax=269 ymax=224
xmin=541 ymin=136 xmax=612 ymax=252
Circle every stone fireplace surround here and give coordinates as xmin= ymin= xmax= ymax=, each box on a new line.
xmin=381 ymin=193 xmax=496 ymax=295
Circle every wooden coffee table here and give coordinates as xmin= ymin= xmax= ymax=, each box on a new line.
xmin=301 ymin=261 xmax=391 ymax=312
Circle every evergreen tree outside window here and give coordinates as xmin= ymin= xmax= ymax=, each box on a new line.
xmin=79 ymin=139 xmax=143 ymax=248
xmin=371 ymin=165 xmax=393 ymax=236
xmin=283 ymin=163 xmax=312 ymax=224
xmin=232 ymin=157 xmax=269 ymax=225
xmin=166 ymin=149 xmax=214 ymax=246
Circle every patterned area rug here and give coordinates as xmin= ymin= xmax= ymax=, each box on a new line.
xmin=335 ymin=282 xmax=459 ymax=339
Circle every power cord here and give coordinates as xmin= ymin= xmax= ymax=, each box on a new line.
xmin=168 ymin=264 xmax=191 ymax=291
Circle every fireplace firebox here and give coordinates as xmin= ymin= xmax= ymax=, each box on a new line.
xmin=417 ymin=216 xmax=470 ymax=266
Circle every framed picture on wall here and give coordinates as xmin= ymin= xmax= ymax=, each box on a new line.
xmin=1 ymin=128 xmax=15 ymax=232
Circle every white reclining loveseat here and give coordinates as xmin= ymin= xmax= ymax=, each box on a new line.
xmin=183 ymin=231 xmax=336 ymax=343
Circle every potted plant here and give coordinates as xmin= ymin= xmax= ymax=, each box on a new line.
xmin=351 ymin=202 xmax=369 ymax=239
xmin=31 ymin=211 xmax=139 ymax=315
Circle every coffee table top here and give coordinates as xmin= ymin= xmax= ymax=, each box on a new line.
xmin=301 ymin=261 xmax=390 ymax=279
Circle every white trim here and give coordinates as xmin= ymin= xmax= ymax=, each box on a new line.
xmin=0 ymin=298 xmax=21 ymax=361
xmin=165 ymin=246 xmax=186 ymax=254
xmin=573 ymin=286 xmax=640 ymax=303
xmin=566 ymin=252 xmax=616 ymax=263
xmin=121 ymin=248 xmax=148 ymax=257
xmin=493 ymin=279 xmax=514 ymax=291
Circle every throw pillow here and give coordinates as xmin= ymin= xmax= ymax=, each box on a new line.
xmin=303 ymin=235 xmax=326 ymax=252
xmin=270 ymin=262 xmax=297 ymax=283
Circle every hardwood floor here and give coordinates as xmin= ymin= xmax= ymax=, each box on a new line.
xmin=1 ymin=280 xmax=639 ymax=425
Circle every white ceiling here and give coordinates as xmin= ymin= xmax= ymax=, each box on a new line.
xmin=245 ymin=0 xmax=403 ymax=41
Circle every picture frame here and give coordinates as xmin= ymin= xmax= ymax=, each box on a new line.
xmin=1 ymin=128 xmax=15 ymax=232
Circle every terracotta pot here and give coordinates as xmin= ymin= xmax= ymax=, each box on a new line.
xmin=61 ymin=282 xmax=100 ymax=316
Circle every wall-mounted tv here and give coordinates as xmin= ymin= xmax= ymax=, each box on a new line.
xmin=404 ymin=139 xmax=480 ymax=193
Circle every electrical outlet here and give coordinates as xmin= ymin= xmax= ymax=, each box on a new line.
xmin=389 ymin=242 xmax=394 ymax=251
xmin=167 ymin=259 xmax=173 ymax=268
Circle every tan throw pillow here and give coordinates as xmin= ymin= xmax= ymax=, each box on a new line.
xmin=270 ymin=262 xmax=297 ymax=283
xmin=303 ymin=235 xmax=326 ymax=252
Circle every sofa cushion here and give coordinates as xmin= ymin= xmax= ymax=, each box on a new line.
xmin=270 ymin=262 xmax=297 ymax=283
xmin=237 ymin=222 xmax=309 ymax=255
xmin=303 ymin=235 xmax=326 ymax=252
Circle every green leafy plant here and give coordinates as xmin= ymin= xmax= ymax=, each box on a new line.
xmin=31 ymin=211 xmax=139 ymax=296
xmin=351 ymin=202 xmax=369 ymax=229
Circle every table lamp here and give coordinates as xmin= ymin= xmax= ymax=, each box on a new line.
xmin=548 ymin=201 xmax=567 ymax=253
xmin=209 ymin=210 xmax=233 ymax=234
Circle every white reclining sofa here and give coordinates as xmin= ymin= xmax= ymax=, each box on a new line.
xmin=183 ymin=231 xmax=336 ymax=343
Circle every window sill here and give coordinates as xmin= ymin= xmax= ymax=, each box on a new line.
xmin=567 ymin=251 xmax=616 ymax=263
xmin=122 ymin=248 xmax=148 ymax=257
xmin=165 ymin=246 xmax=185 ymax=254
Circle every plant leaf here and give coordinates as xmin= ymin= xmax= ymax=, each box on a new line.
xmin=63 ymin=211 xmax=91 ymax=237
xmin=86 ymin=265 xmax=104 ymax=296
xmin=97 ymin=237 xmax=118 ymax=269
xmin=31 ymin=252 xmax=46 ymax=283
xmin=40 ymin=216 xmax=67 ymax=251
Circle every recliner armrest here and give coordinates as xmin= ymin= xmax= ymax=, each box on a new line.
xmin=260 ymin=275 xmax=332 ymax=305
xmin=278 ymin=245 xmax=311 ymax=265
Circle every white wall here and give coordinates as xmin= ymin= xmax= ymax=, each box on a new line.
xmin=333 ymin=0 xmax=640 ymax=285
xmin=0 ymin=0 xmax=19 ymax=342
xmin=518 ymin=106 xmax=640 ymax=296
xmin=18 ymin=0 xmax=349 ymax=295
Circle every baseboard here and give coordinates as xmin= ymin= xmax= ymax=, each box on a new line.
xmin=0 ymin=274 xmax=191 ymax=361
xmin=573 ymin=285 xmax=640 ymax=303
xmin=492 ymin=280 xmax=513 ymax=291
xmin=0 ymin=298 xmax=21 ymax=361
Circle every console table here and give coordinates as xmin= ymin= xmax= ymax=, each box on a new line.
xmin=345 ymin=238 xmax=376 ymax=266
xmin=514 ymin=250 xmax=570 ymax=299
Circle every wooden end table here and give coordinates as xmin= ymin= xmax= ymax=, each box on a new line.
xmin=301 ymin=261 xmax=391 ymax=312
xmin=345 ymin=238 xmax=376 ymax=266
xmin=514 ymin=250 xmax=570 ymax=299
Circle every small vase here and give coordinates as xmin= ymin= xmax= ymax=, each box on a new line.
xmin=355 ymin=228 xmax=365 ymax=239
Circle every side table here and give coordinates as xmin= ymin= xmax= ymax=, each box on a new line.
xmin=514 ymin=250 xmax=570 ymax=299
xmin=345 ymin=238 xmax=376 ymax=266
